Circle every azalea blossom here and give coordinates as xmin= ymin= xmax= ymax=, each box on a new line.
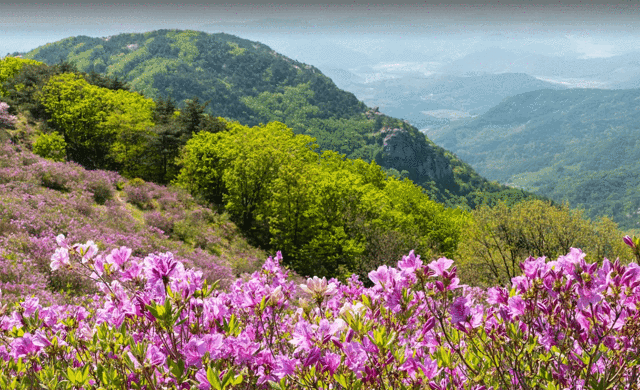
xmin=428 ymin=257 xmax=454 ymax=277
xmin=50 ymin=247 xmax=71 ymax=270
xmin=299 ymin=276 xmax=337 ymax=297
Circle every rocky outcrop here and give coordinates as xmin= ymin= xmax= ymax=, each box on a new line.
xmin=381 ymin=127 xmax=454 ymax=182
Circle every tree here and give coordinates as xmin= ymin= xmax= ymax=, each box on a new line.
xmin=0 ymin=57 xmax=42 ymax=97
xmin=153 ymin=95 xmax=178 ymax=125
xmin=177 ymin=121 xmax=469 ymax=280
xmin=179 ymin=97 xmax=210 ymax=135
xmin=456 ymin=199 xmax=633 ymax=286
xmin=83 ymin=70 xmax=130 ymax=92
xmin=39 ymin=73 xmax=155 ymax=171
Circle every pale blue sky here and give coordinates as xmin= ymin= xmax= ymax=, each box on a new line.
xmin=3 ymin=2 xmax=640 ymax=60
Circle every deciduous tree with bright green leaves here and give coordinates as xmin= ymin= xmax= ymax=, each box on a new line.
xmin=456 ymin=199 xmax=633 ymax=286
xmin=39 ymin=72 xmax=155 ymax=172
xmin=0 ymin=57 xmax=42 ymax=97
xmin=177 ymin=119 xmax=469 ymax=279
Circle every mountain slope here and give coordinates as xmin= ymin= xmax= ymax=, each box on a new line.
xmin=427 ymin=87 xmax=640 ymax=229
xmin=19 ymin=29 xmax=545 ymax=209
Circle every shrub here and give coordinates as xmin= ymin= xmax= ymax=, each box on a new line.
xmin=124 ymin=178 xmax=152 ymax=209
xmin=39 ymin=170 xmax=69 ymax=192
xmin=0 ymin=102 xmax=17 ymax=128
xmin=32 ymin=131 xmax=66 ymax=162
xmin=86 ymin=176 xmax=113 ymax=205
xmin=2 ymin=238 xmax=640 ymax=389
xmin=144 ymin=211 xmax=173 ymax=234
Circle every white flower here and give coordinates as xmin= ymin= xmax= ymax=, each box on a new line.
xmin=299 ymin=276 xmax=338 ymax=297
xmin=268 ymin=286 xmax=285 ymax=305
xmin=339 ymin=302 xmax=366 ymax=317
xmin=55 ymin=234 xmax=67 ymax=248
xmin=73 ymin=240 xmax=99 ymax=263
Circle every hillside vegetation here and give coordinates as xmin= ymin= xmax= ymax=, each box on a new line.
xmin=17 ymin=29 xmax=547 ymax=209
xmin=0 ymin=32 xmax=633 ymax=286
xmin=428 ymin=87 xmax=640 ymax=230
xmin=0 ymin=113 xmax=264 ymax=305
xmin=0 ymin=56 xmax=470 ymax=283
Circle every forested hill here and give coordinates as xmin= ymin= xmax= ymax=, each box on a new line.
xmin=20 ymin=30 xmax=361 ymax=125
xmin=427 ymin=87 xmax=640 ymax=230
xmin=18 ymin=29 xmax=544 ymax=209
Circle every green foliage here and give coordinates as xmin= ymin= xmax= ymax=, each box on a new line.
xmin=18 ymin=29 xmax=543 ymax=210
xmin=242 ymin=83 xmax=321 ymax=132
xmin=456 ymin=199 xmax=632 ymax=286
xmin=0 ymin=56 xmax=42 ymax=96
xmin=38 ymin=72 xmax=155 ymax=172
xmin=177 ymin=120 xmax=469 ymax=279
xmin=431 ymin=88 xmax=640 ymax=230
xmin=32 ymin=131 xmax=67 ymax=162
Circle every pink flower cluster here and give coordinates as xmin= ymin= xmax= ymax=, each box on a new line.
xmin=0 ymin=238 xmax=639 ymax=389
xmin=0 ymin=102 xmax=17 ymax=128
xmin=0 ymin=143 xmax=263 ymax=306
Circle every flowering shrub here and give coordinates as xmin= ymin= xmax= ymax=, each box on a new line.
xmin=0 ymin=102 xmax=17 ymax=128
xmin=0 ymin=234 xmax=639 ymax=389
xmin=0 ymin=143 xmax=264 ymax=306
xmin=124 ymin=179 xmax=153 ymax=210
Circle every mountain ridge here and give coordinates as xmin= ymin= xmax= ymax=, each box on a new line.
xmin=17 ymin=29 xmax=545 ymax=209
xmin=427 ymin=87 xmax=640 ymax=229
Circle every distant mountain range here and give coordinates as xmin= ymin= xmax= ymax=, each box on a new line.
xmin=328 ymin=72 xmax=569 ymax=130
xmin=426 ymin=87 xmax=640 ymax=230
xmin=439 ymin=48 xmax=640 ymax=86
xmin=18 ymin=29 xmax=541 ymax=209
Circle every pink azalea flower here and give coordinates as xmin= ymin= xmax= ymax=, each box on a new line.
xmin=50 ymin=247 xmax=70 ymax=271
xmin=428 ymin=257 xmax=454 ymax=277
xmin=322 ymin=352 xmax=341 ymax=375
xmin=195 ymin=368 xmax=210 ymax=390
xmin=120 ymin=260 xmax=143 ymax=281
xmin=368 ymin=265 xmax=401 ymax=288
xmin=273 ymin=355 xmax=298 ymax=379
xmin=106 ymin=246 xmax=132 ymax=270
xmin=299 ymin=276 xmax=338 ymax=296
xmin=398 ymin=250 xmax=422 ymax=272
xmin=623 ymin=235 xmax=635 ymax=248
xmin=21 ymin=297 xmax=40 ymax=317
xmin=10 ymin=331 xmax=50 ymax=360
xmin=450 ymin=296 xmax=471 ymax=324
xmin=507 ymin=295 xmax=526 ymax=319
xmin=145 ymin=344 xmax=166 ymax=367
xmin=487 ymin=287 xmax=509 ymax=305
xmin=144 ymin=252 xmax=180 ymax=285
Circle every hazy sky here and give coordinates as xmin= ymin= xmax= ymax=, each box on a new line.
xmin=2 ymin=1 xmax=640 ymax=61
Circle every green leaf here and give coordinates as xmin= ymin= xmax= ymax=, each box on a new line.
xmin=207 ymin=366 xmax=223 ymax=390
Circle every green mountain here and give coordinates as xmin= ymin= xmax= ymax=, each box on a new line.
xmin=427 ymin=87 xmax=640 ymax=230
xmin=19 ymin=29 xmax=544 ymax=209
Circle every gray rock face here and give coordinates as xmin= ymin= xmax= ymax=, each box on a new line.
xmin=381 ymin=128 xmax=453 ymax=182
